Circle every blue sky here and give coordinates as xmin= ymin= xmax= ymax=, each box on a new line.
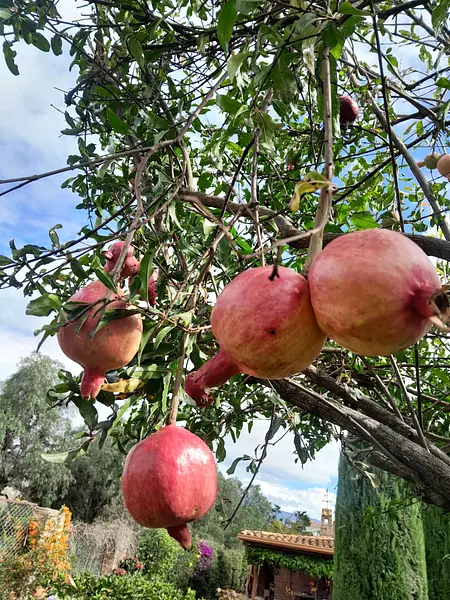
xmin=7 ymin=2 xmax=448 ymax=520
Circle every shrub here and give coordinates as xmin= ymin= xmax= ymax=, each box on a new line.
xmin=189 ymin=540 xmax=247 ymax=599
xmin=51 ymin=572 xmax=198 ymax=599
xmin=137 ymin=528 xmax=196 ymax=590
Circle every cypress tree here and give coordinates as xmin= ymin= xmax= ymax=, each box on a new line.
xmin=422 ymin=504 xmax=450 ymax=599
xmin=334 ymin=451 xmax=428 ymax=600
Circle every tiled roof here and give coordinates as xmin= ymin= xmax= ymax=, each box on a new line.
xmin=238 ymin=530 xmax=334 ymax=556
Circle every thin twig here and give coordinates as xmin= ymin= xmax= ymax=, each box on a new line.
xmin=304 ymin=46 xmax=334 ymax=274
xmin=360 ymin=357 xmax=404 ymax=422
xmin=390 ymin=356 xmax=429 ymax=451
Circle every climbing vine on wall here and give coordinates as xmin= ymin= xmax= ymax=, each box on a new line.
xmin=245 ymin=547 xmax=333 ymax=580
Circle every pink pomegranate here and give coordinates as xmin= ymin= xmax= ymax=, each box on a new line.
xmin=308 ymin=229 xmax=447 ymax=356
xmin=147 ymin=268 xmax=159 ymax=306
xmin=185 ymin=266 xmax=325 ymax=406
xmin=339 ymin=95 xmax=359 ymax=125
xmin=57 ymin=280 xmax=143 ymax=399
xmin=122 ymin=425 xmax=218 ymax=549
xmin=103 ymin=241 xmax=140 ymax=279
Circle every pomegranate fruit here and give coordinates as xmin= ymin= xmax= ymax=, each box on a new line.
xmin=122 ymin=425 xmax=217 ymax=549
xmin=424 ymin=152 xmax=442 ymax=170
xmin=308 ymin=229 xmax=448 ymax=356
xmin=185 ymin=266 xmax=325 ymax=406
xmin=103 ymin=241 xmax=140 ymax=279
xmin=437 ymin=154 xmax=450 ymax=181
xmin=339 ymin=95 xmax=359 ymax=125
xmin=57 ymin=280 xmax=143 ymax=399
xmin=103 ymin=242 xmax=158 ymax=306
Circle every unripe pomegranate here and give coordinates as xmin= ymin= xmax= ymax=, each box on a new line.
xmin=185 ymin=266 xmax=325 ymax=406
xmin=424 ymin=152 xmax=442 ymax=170
xmin=437 ymin=154 xmax=450 ymax=181
xmin=309 ymin=229 xmax=447 ymax=356
xmin=339 ymin=95 xmax=359 ymax=125
xmin=57 ymin=280 xmax=143 ymax=399
xmin=103 ymin=241 xmax=140 ymax=279
xmin=122 ymin=425 xmax=217 ymax=549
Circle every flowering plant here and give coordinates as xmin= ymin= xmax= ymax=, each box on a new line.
xmin=116 ymin=554 xmax=145 ymax=574
xmin=0 ymin=506 xmax=72 ymax=598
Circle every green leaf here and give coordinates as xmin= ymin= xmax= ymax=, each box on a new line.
xmin=432 ymin=0 xmax=450 ymax=31
xmin=41 ymin=443 xmax=88 ymax=464
xmin=338 ymin=1 xmax=370 ymax=15
xmin=217 ymin=0 xmax=237 ymax=53
xmin=271 ymin=54 xmax=296 ymax=103
xmin=49 ymin=223 xmax=62 ymax=247
xmin=3 ymin=41 xmax=19 ymax=76
xmin=51 ymin=35 xmax=63 ymax=56
xmin=351 ymin=211 xmax=378 ymax=229
xmin=106 ymin=108 xmax=129 ymax=134
xmin=236 ymin=0 xmax=259 ymax=13
xmin=94 ymin=267 xmax=118 ymax=293
xmin=31 ymin=32 xmax=50 ymax=52
xmin=0 ymin=8 xmax=11 ymax=19
xmin=0 ymin=255 xmax=11 ymax=266
xmin=128 ymin=37 xmax=144 ymax=67
xmin=227 ymin=52 xmax=251 ymax=81
xmin=227 ymin=455 xmax=251 ymax=475
xmin=154 ymin=325 xmax=175 ymax=349
xmin=216 ymin=94 xmax=242 ymax=114
xmin=139 ymin=253 xmax=154 ymax=304
xmin=73 ymin=396 xmax=98 ymax=431
xmin=437 ymin=77 xmax=450 ymax=90
xmin=26 ymin=294 xmax=61 ymax=317
xmin=70 ymin=258 xmax=86 ymax=279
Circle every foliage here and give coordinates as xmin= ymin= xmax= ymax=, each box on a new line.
xmin=270 ymin=510 xmax=312 ymax=534
xmin=422 ymin=504 xmax=450 ymax=600
xmin=1 ymin=0 xmax=450 ymax=509
xmin=61 ymin=437 xmax=123 ymax=523
xmin=137 ymin=528 xmax=196 ymax=590
xmin=245 ymin=546 xmax=333 ymax=580
xmin=189 ymin=540 xmax=246 ymax=599
xmin=52 ymin=572 xmax=198 ymax=600
xmin=191 ymin=473 xmax=272 ymax=549
xmin=0 ymin=354 xmax=74 ymax=506
xmin=333 ymin=451 xmax=428 ymax=600
xmin=0 ymin=506 xmax=72 ymax=599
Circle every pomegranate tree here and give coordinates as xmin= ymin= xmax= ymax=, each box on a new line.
xmin=122 ymin=425 xmax=217 ymax=549
xmin=57 ymin=280 xmax=143 ymax=399
xmin=308 ymin=229 xmax=448 ymax=356
xmin=185 ymin=266 xmax=325 ymax=406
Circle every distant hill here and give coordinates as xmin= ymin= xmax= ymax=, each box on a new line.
xmin=274 ymin=510 xmax=321 ymax=528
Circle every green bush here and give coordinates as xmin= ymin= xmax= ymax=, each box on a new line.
xmin=137 ymin=528 xmax=196 ymax=589
xmin=52 ymin=572 xmax=197 ymax=600
xmin=189 ymin=540 xmax=247 ymax=599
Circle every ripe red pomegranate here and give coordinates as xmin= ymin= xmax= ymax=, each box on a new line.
xmin=437 ymin=154 xmax=450 ymax=181
xmin=308 ymin=229 xmax=448 ymax=356
xmin=185 ymin=266 xmax=325 ymax=406
xmin=57 ymin=280 xmax=143 ymax=399
xmin=339 ymin=95 xmax=359 ymax=125
xmin=103 ymin=241 xmax=140 ymax=279
xmin=122 ymin=425 xmax=217 ymax=549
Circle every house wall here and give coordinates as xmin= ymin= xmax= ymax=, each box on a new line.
xmin=273 ymin=566 xmax=332 ymax=600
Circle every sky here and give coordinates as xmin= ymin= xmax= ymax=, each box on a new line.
xmin=1 ymin=4 xmax=445 ymax=522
